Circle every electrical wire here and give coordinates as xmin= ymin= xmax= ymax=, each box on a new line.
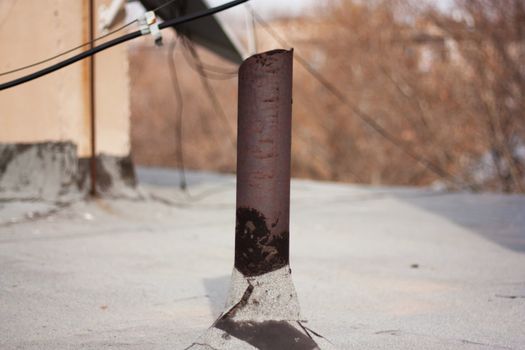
xmin=0 ymin=20 xmax=137 ymax=77
xmin=180 ymin=47 xmax=238 ymax=80
xmin=180 ymin=38 xmax=238 ymax=78
xmin=138 ymin=38 xmax=238 ymax=80
xmin=151 ymin=0 xmax=179 ymax=13
xmin=0 ymin=0 xmax=249 ymax=91
xmin=251 ymin=10 xmax=465 ymax=188
xmin=184 ymin=38 xmax=237 ymax=150
xmin=167 ymin=37 xmax=188 ymax=190
xmin=0 ymin=0 xmax=180 ymax=77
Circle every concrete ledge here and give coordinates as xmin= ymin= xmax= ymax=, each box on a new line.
xmin=0 ymin=142 xmax=137 ymax=201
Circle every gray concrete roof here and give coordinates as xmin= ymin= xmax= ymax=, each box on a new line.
xmin=1 ymin=166 xmax=524 ymax=349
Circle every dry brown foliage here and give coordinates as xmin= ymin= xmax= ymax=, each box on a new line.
xmin=130 ymin=0 xmax=525 ymax=192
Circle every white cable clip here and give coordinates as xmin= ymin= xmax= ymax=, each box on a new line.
xmin=139 ymin=11 xmax=163 ymax=46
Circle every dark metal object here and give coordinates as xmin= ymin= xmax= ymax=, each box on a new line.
xmin=89 ymin=0 xmax=97 ymax=197
xmin=139 ymin=0 xmax=244 ymax=63
xmin=0 ymin=0 xmax=248 ymax=91
xmin=234 ymin=49 xmax=293 ymax=277
xmin=190 ymin=50 xmax=325 ymax=349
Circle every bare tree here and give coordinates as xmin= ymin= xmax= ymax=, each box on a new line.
xmin=427 ymin=0 xmax=525 ymax=192
xmin=129 ymin=0 xmax=525 ymax=193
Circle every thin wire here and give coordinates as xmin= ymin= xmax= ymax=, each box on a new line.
xmin=0 ymin=20 xmax=137 ymax=77
xmin=151 ymin=0 xmax=178 ymax=13
xmin=181 ymin=46 xmax=238 ymax=80
xmin=0 ymin=0 xmax=249 ymax=91
xmin=0 ymin=0 xmax=177 ymax=77
xmin=167 ymin=37 xmax=188 ymax=190
xmin=183 ymin=38 xmax=237 ymax=149
xmin=135 ymin=39 xmax=237 ymax=80
xmin=180 ymin=41 xmax=238 ymax=76
xmin=251 ymin=10 xmax=466 ymax=188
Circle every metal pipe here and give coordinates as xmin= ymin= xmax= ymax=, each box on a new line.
xmin=194 ymin=50 xmax=324 ymax=349
xmin=89 ymin=0 xmax=97 ymax=197
xmin=234 ymin=49 xmax=293 ymax=277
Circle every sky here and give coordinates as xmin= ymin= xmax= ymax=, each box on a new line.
xmin=209 ymin=0 xmax=319 ymax=17
xmin=128 ymin=0 xmax=455 ymax=23
xmin=208 ymin=0 xmax=454 ymax=17
xmin=127 ymin=0 xmax=319 ymax=23
xmin=126 ymin=0 xmax=456 ymax=58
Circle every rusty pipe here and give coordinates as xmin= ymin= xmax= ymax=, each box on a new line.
xmin=234 ymin=49 xmax=293 ymax=277
xmin=89 ymin=0 xmax=97 ymax=196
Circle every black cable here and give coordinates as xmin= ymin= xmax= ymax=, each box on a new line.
xmin=0 ymin=30 xmax=140 ymax=91
xmin=0 ymin=0 xmax=180 ymax=77
xmin=167 ymin=38 xmax=188 ymax=190
xmin=0 ymin=20 xmax=138 ymax=78
xmin=251 ymin=10 xmax=465 ymax=188
xmin=0 ymin=0 xmax=248 ymax=91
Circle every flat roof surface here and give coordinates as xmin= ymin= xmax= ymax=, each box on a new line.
xmin=1 ymin=167 xmax=524 ymax=349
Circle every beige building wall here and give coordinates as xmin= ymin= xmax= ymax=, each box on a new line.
xmin=0 ymin=0 xmax=130 ymax=157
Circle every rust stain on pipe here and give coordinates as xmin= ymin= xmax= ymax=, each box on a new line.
xmin=235 ymin=49 xmax=293 ymax=277
xmin=89 ymin=0 xmax=97 ymax=196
